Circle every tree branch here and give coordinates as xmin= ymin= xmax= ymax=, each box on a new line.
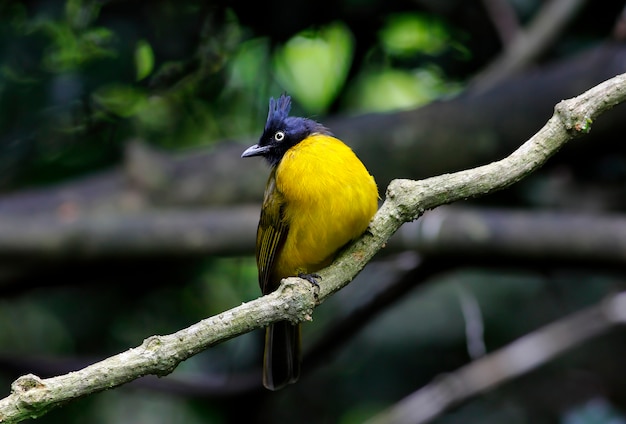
xmin=471 ymin=0 xmax=587 ymax=92
xmin=365 ymin=291 xmax=626 ymax=424
xmin=0 ymin=207 xmax=258 ymax=259
xmin=316 ymin=72 xmax=626 ymax=300
xmin=0 ymin=72 xmax=624 ymax=423
xmin=480 ymin=0 xmax=521 ymax=46
xmin=0 ymin=279 xmax=316 ymax=422
xmin=391 ymin=206 xmax=626 ymax=263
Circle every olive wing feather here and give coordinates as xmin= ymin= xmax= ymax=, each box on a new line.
xmin=256 ymin=173 xmax=289 ymax=295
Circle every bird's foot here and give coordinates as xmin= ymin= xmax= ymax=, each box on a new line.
xmin=298 ymin=273 xmax=321 ymax=287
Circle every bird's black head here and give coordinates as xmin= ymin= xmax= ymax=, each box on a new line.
xmin=241 ymin=94 xmax=332 ymax=167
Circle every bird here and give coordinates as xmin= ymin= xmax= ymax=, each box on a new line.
xmin=241 ymin=94 xmax=378 ymax=390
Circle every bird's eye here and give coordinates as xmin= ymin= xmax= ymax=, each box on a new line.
xmin=274 ymin=131 xmax=285 ymax=141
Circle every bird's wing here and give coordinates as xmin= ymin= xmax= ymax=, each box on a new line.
xmin=256 ymin=172 xmax=289 ymax=295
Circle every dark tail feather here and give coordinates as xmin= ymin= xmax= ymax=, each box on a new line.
xmin=263 ymin=321 xmax=301 ymax=390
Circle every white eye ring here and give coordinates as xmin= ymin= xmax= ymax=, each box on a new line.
xmin=274 ymin=131 xmax=285 ymax=141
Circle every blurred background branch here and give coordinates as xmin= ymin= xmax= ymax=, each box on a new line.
xmin=367 ymin=290 xmax=626 ymax=424
xmin=470 ymin=0 xmax=588 ymax=91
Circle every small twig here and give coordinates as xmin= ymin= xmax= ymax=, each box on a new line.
xmin=457 ymin=285 xmax=486 ymax=359
xmin=480 ymin=0 xmax=521 ymax=46
xmin=612 ymin=3 xmax=626 ymax=40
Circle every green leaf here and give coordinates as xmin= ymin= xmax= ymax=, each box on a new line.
xmin=135 ymin=39 xmax=155 ymax=81
xmin=273 ymin=22 xmax=354 ymax=113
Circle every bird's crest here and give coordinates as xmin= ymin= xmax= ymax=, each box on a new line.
xmin=265 ymin=94 xmax=291 ymax=131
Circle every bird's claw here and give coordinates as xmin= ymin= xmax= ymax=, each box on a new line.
xmin=298 ymin=272 xmax=321 ymax=287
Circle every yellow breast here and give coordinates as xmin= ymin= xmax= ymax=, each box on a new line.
xmin=273 ymin=134 xmax=378 ymax=278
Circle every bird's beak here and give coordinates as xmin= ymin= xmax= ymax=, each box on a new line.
xmin=241 ymin=144 xmax=271 ymax=158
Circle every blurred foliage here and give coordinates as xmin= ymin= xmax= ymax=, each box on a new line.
xmin=274 ymin=22 xmax=354 ymax=114
xmin=343 ymin=12 xmax=464 ymax=113
xmin=0 ymin=0 xmax=466 ymax=189
xmin=380 ymin=13 xmax=451 ymax=57
xmin=134 ymin=39 xmax=154 ymax=81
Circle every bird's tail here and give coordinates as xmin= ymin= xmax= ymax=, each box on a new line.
xmin=263 ymin=321 xmax=301 ymax=390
